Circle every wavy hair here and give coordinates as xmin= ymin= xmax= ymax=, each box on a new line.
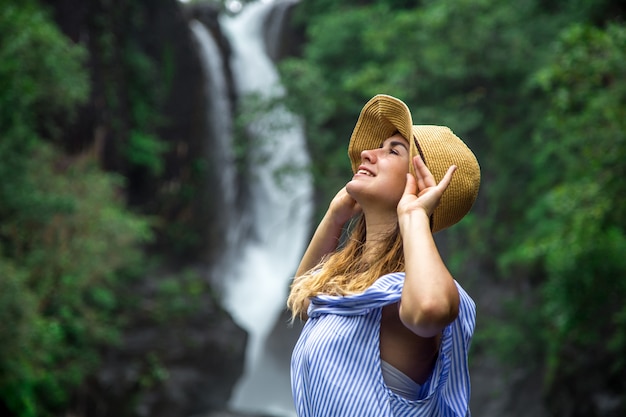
xmin=287 ymin=214 xmax=406 ymax=320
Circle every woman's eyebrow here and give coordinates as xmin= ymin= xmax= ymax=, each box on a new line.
xmin=388 ymin=140 xmax=409 ymax=151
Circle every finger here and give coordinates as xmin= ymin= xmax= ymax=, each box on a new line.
xmin=437 ymin=165 xmax=457 ymax=191
xmin=403 ymin=172 xmax=417 ymax=196
xmin=412 ymin=155 xmax=436 ymax=189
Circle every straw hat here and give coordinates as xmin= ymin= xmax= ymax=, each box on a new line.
xmin=348 ymin=94 xmax=481 ymax=232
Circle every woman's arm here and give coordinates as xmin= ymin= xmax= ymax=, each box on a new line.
xmin=295 ymin=187 xmax=361 ymax=276
xmin=397 ymin=156 xmax=460 ymax=338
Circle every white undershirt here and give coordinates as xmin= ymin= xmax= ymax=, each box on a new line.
xmin=380 ymin=359 xmax=423 ymax=401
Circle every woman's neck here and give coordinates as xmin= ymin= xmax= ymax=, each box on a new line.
xmin=362 ymin=214 xmax=398 ymax=263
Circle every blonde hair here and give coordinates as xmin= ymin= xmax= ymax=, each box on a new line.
xmin=287 ymin=215 xmax=406 ymax=320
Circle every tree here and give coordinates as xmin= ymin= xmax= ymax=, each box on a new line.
xmin=0 ymin=2 xmax=152 ymax=415
xmin=505 ymin=23 xmax=626 ymax=415
xmin=280 ymin=0 xmax=626 ymax=414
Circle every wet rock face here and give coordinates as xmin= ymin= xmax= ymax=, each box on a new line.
xmin=71 ymin=273 xmax=249 ymax=417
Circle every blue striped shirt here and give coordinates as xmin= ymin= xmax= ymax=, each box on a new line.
xmin=291 ymin=272 xmax=475 ymax=416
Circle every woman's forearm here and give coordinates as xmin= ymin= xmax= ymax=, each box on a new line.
xmin=296 ymin=187 xmax=361 ymax=276
xmin=295 ymin=212 xmax=344 ymax=276
xmin=398 ymin=210 xmax=460 ymax=338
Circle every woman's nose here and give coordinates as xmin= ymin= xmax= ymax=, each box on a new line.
xmin=361 ymin=148 xmax=377 ymax=163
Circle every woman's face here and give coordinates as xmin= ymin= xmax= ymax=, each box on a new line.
xmin=346 ymin=133 xmax=410 ymax=211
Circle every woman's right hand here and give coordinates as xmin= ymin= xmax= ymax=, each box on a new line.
xmin=327 ymin=186 xmax=362 ymax=227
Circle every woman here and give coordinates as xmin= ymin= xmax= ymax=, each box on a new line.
xmin=287 ymin=94 xmax=481 ymax=416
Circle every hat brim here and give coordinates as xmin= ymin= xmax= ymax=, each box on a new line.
xmin=348 ymin=95 xmax=413 ymax=174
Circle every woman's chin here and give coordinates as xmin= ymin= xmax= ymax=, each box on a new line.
xmin=346 ymin=182 xmax=376 ymax=207
xmin=345 ymin=179 xmax=363 ymax=197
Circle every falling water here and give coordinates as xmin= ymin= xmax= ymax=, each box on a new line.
xmin=193 ymin=1 xmax=312 ymax=415
xmin=189 ymin=20 xmax=236 ymax=219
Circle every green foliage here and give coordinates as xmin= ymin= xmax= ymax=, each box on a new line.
xmin=122 ymin=40 xmax=170 ymax=176
xmin=282 ymin=0 xmax=626 ymax=411
xmin=150 ymin=269 xmax=212 ymax=323
xmin=0 ymin=0 xmax=89 ymax=220
xmin=0 ymin=6 xmax=92 ymax=412
xmin=91 ymin=2 xmax=169 ymax=178
xmin=0 ymin=144 xmax=152 ymax=417
xmin=504 ymin=23 xmax=626 ymax=382
xmin=126 ymin=131 xmax=169 ymax=176
xmin=0 ymin=1 xmax=155 ymax=415
xmin=139 ymin=353 xmax=170 ymax=389
xmin=0 ymin=1 xmax=89 ymax=126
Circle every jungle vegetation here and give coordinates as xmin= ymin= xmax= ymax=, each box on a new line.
xmin=279 ymin=0 xmax=625 ymax=414
xmin=0 ymin=0 xmax=624 ymax=415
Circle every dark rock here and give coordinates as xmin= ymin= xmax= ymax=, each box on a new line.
xmin=70 ymin=268 xmax=248 ymax=417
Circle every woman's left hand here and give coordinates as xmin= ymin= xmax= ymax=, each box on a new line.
xmin=397 ymin=155 xmax=456 ymax=219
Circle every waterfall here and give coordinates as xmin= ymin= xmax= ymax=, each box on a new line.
xmin=189 ymin=20 xmax=236 ymax=219
xmin=192 ymin=1 xmax=312 ymax=415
